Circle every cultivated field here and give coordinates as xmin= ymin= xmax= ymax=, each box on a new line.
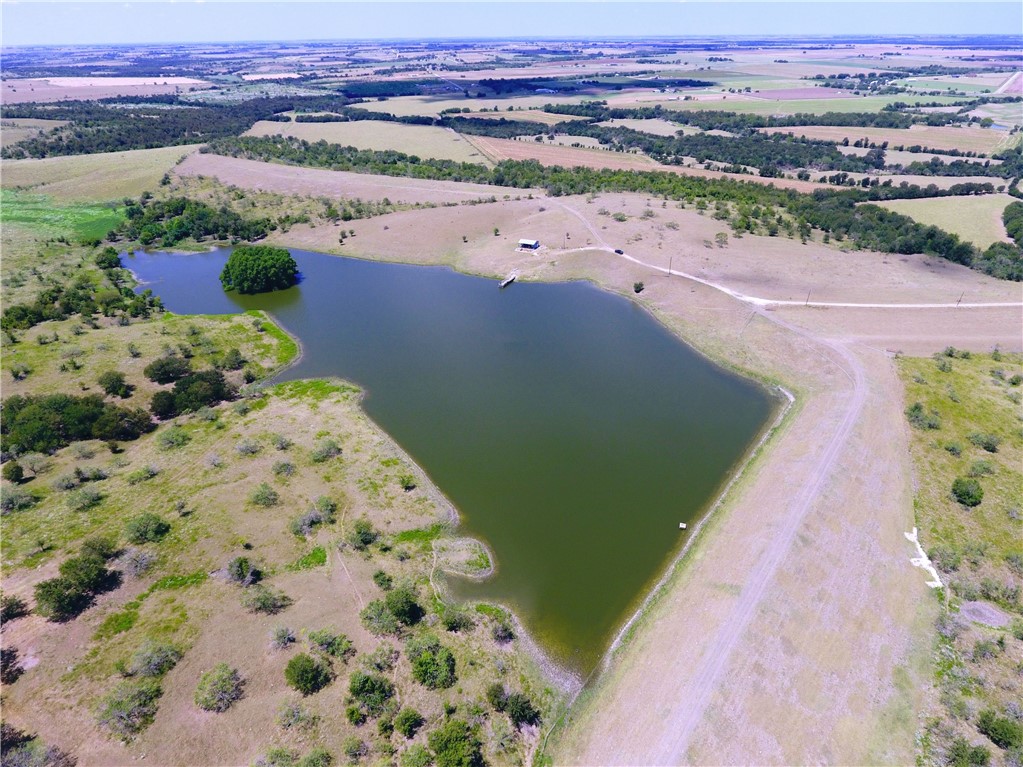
xmin=244 ymin=119 xmax=490 ymax=164
xmin=1 ymin=146 xmax=199 ymax=202
xmin=761 ymin=124 xmax=1016 ymax=155
xmin=1 ymin=76 xmax=212 ymax=103
xmin=0 ymin=118 xmax=67 ymax=148
xmin=872 ymin=194 xmax=1015 ymax=248
xmin=644 ymin=94 xmax=975 ymax=116
xmin=595 ymin=117 xmax=684 ymax=136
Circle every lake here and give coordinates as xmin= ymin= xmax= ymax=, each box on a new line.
xmin=130 ymin=247 xmax=774 ymax=676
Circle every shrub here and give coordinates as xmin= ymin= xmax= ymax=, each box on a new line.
xmin=427 ymin=719 xmax=483 ymax=767
xmin=905 ymin=402 xmax=941 ymax=430
xmin=173 ymin=370 xmax=234 ymax=412
xmin=271 ymin=433 xmax=293 ymax=450
xmin=361 ymin=641 xmax=398 ymax=673
xmin=220 ymin=245 xmax=299 ymax=294
xmin=98 ymin=371 xmax=131 ymax=398
xmin=2 ymin=461 xmax=24 ymax=483
xmin=347 ymin=519 xmax=377 ymax=550
xmin=346 ymin=705 xmax=367 ymax=726
xmin=968 ymin=432 xmax=1002 ymax=453
xmin=348 ymin=671 xmax=394 ymax=715
xmin=0 ymin=645 xmax=22 ymax=685
xmin=486 ymin=682 xmax=507 ymax=711
xmin=929 ymin=545 xmax=962 ymax=572
xmin=277 ymin=702 xmax=318 ymax=730
xmin=398 ymin=474 xmax=416 ymax=491
xmin=96 ymin=679 xmax=162 ymax=740
xmin=241 ymin=585 xmax=291 ymax=614
xmin=341 ymin=736 xmax=367 ymax=764
xmin=505 ymin=692 xmax=539 ymax=728
xmin=360 ymin=600 xmax=400 ymax=635
xmin=946 ymin=737 xmax=990 ymax=767
xmin=394 ymin=707 xmax=424 ymax=739
xmin=34 ymin=577 xmax=88 ymax=620
xmin=290 ymin=508 xmax=326 ymax=537
xmin=250 ymin=482 xmax=280 ymax=507
xmin=307 ymin=628 xmax=354 ymax=660
xmin=1 ymin=486 xmax=37 ymax=514
xmin=194 ymin=663 xmax=244 ymax=712
xmin=120 ymin=548 xmax=154 ymax=579
xmin=52 ymin=473 xmax=79 ymax=491
xmin=0 ymin=593 xmax=28 ymax=621
xmin=406 ymin=633 xmax=456 ymax=690
xmin=285 ymin=653 xmax=331 ymax=695
xmin=385 ymin=584 xmax=423 ymax=626
xmin=311 ymin=438 xmax=341 ymax=463
xmin=236 ymin=438 xmax=262 ymax=456
xmin=144 ymin=356 xmax=191 ymax=384
xmin=226 ymin=556 xmax=260 ymax=586
xmin=67 ymin=487 xmax=102 ymax=511
xmin=441 ymin=608 xmax=474 ymax=633
xmin=401 ymin=745 xmax=433 ymax=767
xmin=299 ymin=747 xmax=333 ymax=767
xmin=274 ymin=460 xmax=296 ymax=478
xmin=126 ymin=465 xmax=159 ymax=485
xmin=257 ymin=748 xmax=297 ymax=767
xmin=156 ymin=426 xmax=191 ymax=450
xmin=977 ymin=709 xmax=1023 ymax=749
xmin=127 ymin=641 xmax=182 ymax=677
xmin=81 ymin=534 xmax=118 ymax=560
xmin=372 ymin=570 xmax=393 ymax=591
xmin=952 ymin=477 xmax=984 ymax=507
xmin=271 ymin=625 xmax=297 ymax=650
xmin=125 ymin=513 xmax=170 ymax=544
xmin=219 ymin=348 xmax=245 ymax=371
xmin=633 ymin=281 xmax=644 ymax=294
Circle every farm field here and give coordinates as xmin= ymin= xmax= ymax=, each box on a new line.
xmin=595 ymin=117 xmax=684 ymax=136
xmin=244 ymin=119 xmax=490 ymax=164
xmin=464 ymin=134 xmax=663 ymax=170
xmin=1 ymin=146 xmax=199 ymax=202
xmin=1 ymin=76 xmax=212 ymax=103
xmin=872 ymin=194 xmax=1015 ymax=247
xmin=463 ymin=109 xmax=589 ymax=126
xmin=761 ymin=123 xmax=1017 ymax=154
xmin=371 ymin=93 xmax=592 ymax=117
xmin=645 ymin=93 xmax=976 ymax=115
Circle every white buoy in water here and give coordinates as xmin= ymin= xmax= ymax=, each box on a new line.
xmin=679 ymin=523 xmax=687 ymax=530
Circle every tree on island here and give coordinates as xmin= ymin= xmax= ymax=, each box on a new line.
xmin=220 ymin=245 xmax=298 ymax=294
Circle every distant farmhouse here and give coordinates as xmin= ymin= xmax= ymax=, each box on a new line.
xmin=518 ymin=238 xmax=540 ymax=250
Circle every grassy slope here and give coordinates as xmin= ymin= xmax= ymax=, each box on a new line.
xmin=873 ymin=195 xmax=1014 ymax=248
xmin=898 ymin=351 xmax=1023 ymax=765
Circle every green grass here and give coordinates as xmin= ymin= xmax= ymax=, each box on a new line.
xmin=272 ymin=379 xmax=358 ymax=401
xmin=287 ymin=546 xmax=327 ymax=571
xmin=393 ymin=523 xmax=446 ymax=550
xmin=1 ymin=188 xmax=124 ymax=242
xmin=872 ymin=194 xmax=1014 ymax=248
xmin=92 ymin=573 xmax=207 ymax=641
xmin=247 ymin=311 xmax=300 ymax=366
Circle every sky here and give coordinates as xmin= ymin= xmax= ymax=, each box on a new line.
xmin=1 ymin=1 xmax=1021 ymax=47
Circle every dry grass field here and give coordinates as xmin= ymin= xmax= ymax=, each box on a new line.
xmin=0 ymin=118 xmax=68 ymax=148
xmin=174 ymin=152 xmax=534 ymax=205
xmin=463 ymin=110 xmax=588 ymax=126
xmin=595 ymin=118 xmax=684 ymax=136
xmin=761 ymin=124 xmax=1016 ymax=155
xmin=872 ymin=194 xmax=1015 ymax=247
xmin=2 ymin=146 xmax=199 ymax=202
xmin=1 ymin=76 xmax=212 ymax=103
xmin=244 ymin=119 xmax=490 ymax=164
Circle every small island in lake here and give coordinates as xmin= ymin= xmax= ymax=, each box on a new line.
xmin=220 ymin=244 xmax=299 ymax=294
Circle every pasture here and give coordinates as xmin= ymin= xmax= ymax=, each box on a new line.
xmin=760 ymin=123 xmax=1014 ymax=154
xmin=1 ymin=146 xmax=199 ymax=202
xmin=644 ymin=93 xmax=975 ymax=115
xmin=871 ymin=194 xmax=1014 ymax=247
xmin=244 ymin=119 xmax=490 ymax=164
xmin=1 ymin=118 xmax=68 ymax=148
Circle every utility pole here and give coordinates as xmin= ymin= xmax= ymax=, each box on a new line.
xmin=668 ymin=256 xmax=673 ymax=277
xmin=805 ymin=289 xmax=811 ymax=306
xmin=955 ymin=291 xmax=964 ymax=308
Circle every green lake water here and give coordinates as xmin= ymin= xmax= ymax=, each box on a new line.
xmin=130 ymin=247 xmax=773 ymax=676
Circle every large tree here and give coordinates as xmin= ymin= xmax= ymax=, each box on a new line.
xmin=220 ymin=245 xmax=299 ymax=294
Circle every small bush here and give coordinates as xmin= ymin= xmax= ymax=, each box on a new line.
xmin=505 ymin=692 xmax=539 ymax=728
xmin=271 ymin=626 xmax=296 ymax=650
xmin=348 ymin=671 xmax=394 ymax=715
xmin=307 ymin=628 xmax=354 ymax=660
xmin=257 ymin=748 xmax=297 ymax=767
xmin=236 ymin=438 xmax=262 ymax=456
xmin=968 ymin=432 xmax=1001 ymax=453
xmin=122 ymin=548 xmax=156 ymax=578
xmin=372 ymin=570 xmax=393 ymax=591
xmin=977 ymin=709 xmax=1023 ymax=749
xmin=284 ymin=653 xmax=332 ymax=695
xmin=347 ymin=519 xmax=377 ymax=550
xmin=127 ymin=641 xmax=182 ymax=677
xmin=299 ymin=748 xmax=332 ymax=767
xmin=274 ymin=460 xmax=296 ymax=478
xmin=341 ymin=736 xmax=367 ymax=764
xmin=150 ymin=390 xmax=178 ymax=419
xmin=0 ymin=593 xmax=29 ymax=621
xmin=277 ymin=702 xmax=318 ymax=730
xmin=346 ymin=705 xmax=367 ymax=726
xmin=633 ymin=281 xmax=644 ymax=294
xmin=2 ymin=461 xmax=24 ymax=483
xmin=952 ymin=477 xmax=984 ymax=507
xmin=1 ymin=487 xmax=37 ymax=513
xmin=125 ymin=513 xmax=170 ymax=544
xmin=427 ymin=719 xmax=483 ymax=767
xmin=96 ymin=679 xmax=162 ymax=740
xmin=401 ymin=745 xmax=433 ymax=767
xmin=398 ymin=474 xmax=416 ymax=492
xmin=227 ymin=556 xmax=260 ymax=586
xmin=406 ymin=633 xmax=456 ymax=690
xmin=126 ymin=465 xmax=159 ymax=485
xmin=67 ymin=487 xmax=102 ymax=511
xmin=385 ymin=584 xmax=423 ymax=626
xmin=968 ymin=460 xmax=995 ymax=477
xmin=946 ymin=738 xmax=990 ymax=767
xmin=360 ymin=600 xmax=400 ymax=636
xmin=194 ymin=663 xmax=244 ymax=712
xmin=487 ymin=682 xmax=507 ymax=711
xmin=157 ymin=426 xmax=191 ymax=450
xmin=144 ymin=356 xmax=191 ymax=384
xmin=905 ymin=402 xmax=941 ymax=430
xmin=311 ymin=438 xmax=341 ymax=463
xmin=271 ymin=434 xmax=293 ymax=450
xmin=394 ymin=707 xmax=425 ymax=739
xmin=241 ymin=584 xmax=291 ymax=614
xmin=250 ymin=482 xmax=280 ymax=507
xmin=361 ymin=641 xmax=398 ymax=673
xmin=441 ymin=608 xmax=475 ymax=633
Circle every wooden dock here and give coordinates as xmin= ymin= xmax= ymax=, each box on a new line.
xmin=499 ymin=273 xmax=517 ymax=289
